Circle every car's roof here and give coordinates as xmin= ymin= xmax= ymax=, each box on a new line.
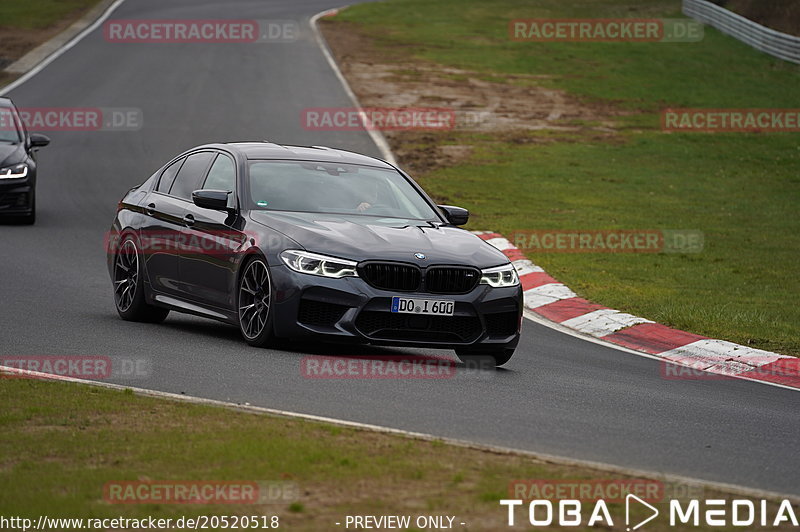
xmin=200 ymin=142 xmax=395 ymax=169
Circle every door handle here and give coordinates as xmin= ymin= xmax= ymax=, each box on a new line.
xmin=145 ymin=203 xmax=156 ymax=216
xmin=183 ymin=214 xmax=195 ymax=226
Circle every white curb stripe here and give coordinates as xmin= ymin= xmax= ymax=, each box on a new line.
xmin=485 ymin=237 xmax=514 ymax=251
xmin=561 ymin=309 xmax=653 ymax=338
xmin=705 ymin=360 xmax=762 ymax=376
xmin=662 ymin=351 xmax=736 ymax=370
xmin=523 ymin=283 xmax=577 ymax=309
xmin=512 ymin=259 xmax=545 ymax=276
xmin=660 ymin=339 xmax=787 ymax=369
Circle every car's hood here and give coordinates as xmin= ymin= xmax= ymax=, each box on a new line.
xmin=249 ymin=211 xmax=509 ymax=268
xmin=0 ymin=143 xmax=24 ymax=168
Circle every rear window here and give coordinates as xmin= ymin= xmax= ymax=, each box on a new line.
xmin=156 ymin=158 xmax=185 ymax=193
xmin=169 ymin=152 xmax=215 ymax=200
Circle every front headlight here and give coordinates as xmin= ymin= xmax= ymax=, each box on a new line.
xmin=280 ymin=250 xmax=358 ymax=278
xmin=0 ymin=163 xmax=28 ymax=179
xmin=480 ymin=264 xmax=520 ymax=287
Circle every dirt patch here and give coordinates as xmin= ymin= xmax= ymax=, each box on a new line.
xmin=319 ymin=19 xmax=626 ymax=173
xmin=0 ymin=27 xmax=56 ymax=66
xmin=0 ymin=5 xmax=99 ymax=71
xmin=0 ymin=72 xmax=19 ymax=89
xmin=339 ymin=60 xmax=620 ymax=133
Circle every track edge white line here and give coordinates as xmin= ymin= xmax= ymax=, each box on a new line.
xmin=308 ymin=7 xmax=397 ymax=166
xmin=0 ymin=0 xmax=128 ymax=96
xmin=3 ymin=365 xmax=797 ymax=504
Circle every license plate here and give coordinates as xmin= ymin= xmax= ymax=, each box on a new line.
xmin=391 ymin=297 xmax=455 ymax=316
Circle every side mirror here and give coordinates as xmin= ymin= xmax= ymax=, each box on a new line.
xmin=438 ymin=205 xmax=469 ymax=226
xmin=192 ymin=189 xmax=233 ymax=212
xmin=29 ymin=133 xmax=50 ymax=148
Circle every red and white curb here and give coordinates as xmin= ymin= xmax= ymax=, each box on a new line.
xmin=475 ymin=231 xmax=800 ymax=390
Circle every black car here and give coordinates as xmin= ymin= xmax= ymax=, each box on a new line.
xmin=107 ymin=142 xmax=522 ymax=365
xmin=0 ymin=97 xmax=50 ymax=224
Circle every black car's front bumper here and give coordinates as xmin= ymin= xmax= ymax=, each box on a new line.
xmin=269 ymin=264 xmax=522 ymax=350
xmin=0 ymin=179 xmax=33 ymax=215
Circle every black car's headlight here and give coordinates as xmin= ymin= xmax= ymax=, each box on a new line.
xmin=280 ymin=250 xmax=358 ymax=278
xmin=0 ymin=163 xmax=28 ymax=179
xmin=480 ymin=264 xmax=520 ymax=288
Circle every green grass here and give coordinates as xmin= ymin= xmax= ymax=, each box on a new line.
xmin=0 ymin=379 xmax=789 ymax=531
xmin=0 ymin=0 xmax=101 ymax=30
xmin=329 ymin=0 xmax=800 ymax=356
xmin=0 ymin=379 xmax=570 ymax=521
xmin=333 ymin=0 xmax=799 ymax=111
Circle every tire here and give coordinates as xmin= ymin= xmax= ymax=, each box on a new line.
xmin=455 ymin=348 xmax=515 ymax=368
xmin=113 ymin=236 xmax=169 ymax=323
xmin=237 ymin=257 xmax=275 ymax=347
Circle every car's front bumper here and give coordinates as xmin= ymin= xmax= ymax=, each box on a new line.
xmin=0 ymin=181 xmax=33 ymax=215
xmin=269 ymin=264 xmax=522 ymax=350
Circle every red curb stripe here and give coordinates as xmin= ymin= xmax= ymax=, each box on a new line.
xmin=736 ymin=358 xmax=800 ymax=388
xmin=600 ymin=323 xmax=707 ymax=355
xmin=504 ymin=248 xmax=528 ymax=262
xmin=533 ymin=298 xmax=607 ymax=323
xmin=475 ymin=230 xmax=798 ymax=390
xmin=520 ymin=272 xmax=559 ymax=291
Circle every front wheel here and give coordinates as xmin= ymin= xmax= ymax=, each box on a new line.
xmin=113 ymin=236 xmax=169 ymax=323
xmin=455 ymin=348 xmax=515 ymax=368
xmin=238 ymin=257 xmax=275 ymax=347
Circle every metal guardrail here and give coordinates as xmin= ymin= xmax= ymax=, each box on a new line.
xmin=683 ymin=0 xmax=800 ymax=64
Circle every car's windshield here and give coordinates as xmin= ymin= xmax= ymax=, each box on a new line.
xmin=0 ymin=106 xmax=23 ymax=144
xmin=247 ymin=160 xmax=439 ymax=220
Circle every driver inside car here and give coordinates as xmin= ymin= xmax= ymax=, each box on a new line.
xmin=355 ymin=180 xmax=380 ymax=212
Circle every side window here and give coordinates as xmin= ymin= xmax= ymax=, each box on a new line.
xmin=202 ymin=154 xmax=236 ymax=193
xmin=156 ymin=158 xmax=185 ymax=193
xmin=169 ymin=152 xmax=215 ymax=200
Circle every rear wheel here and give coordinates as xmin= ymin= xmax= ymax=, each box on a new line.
xmin=455 ymin=348 xmax=515 ymax=368
xmin=238 ymin=257 xmax=274 ymax=347
xmin=113 ymin=236 xmax=169 ymax=323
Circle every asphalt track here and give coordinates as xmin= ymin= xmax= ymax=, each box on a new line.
xmin=1 ymin=0 xmax=798 ymax=497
